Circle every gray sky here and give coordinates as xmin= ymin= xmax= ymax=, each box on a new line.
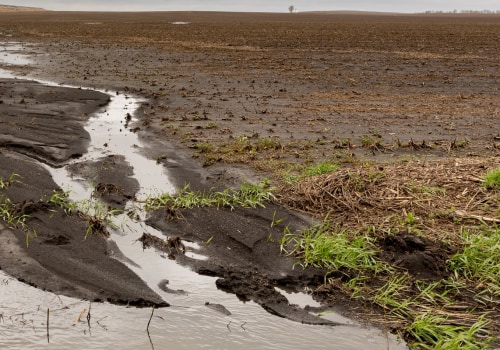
xmin=3 ymin=0 xmax=499 ymax=13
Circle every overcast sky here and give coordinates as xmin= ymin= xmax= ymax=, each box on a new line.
xmin=3 ymin=0 xmax=499 ymax=13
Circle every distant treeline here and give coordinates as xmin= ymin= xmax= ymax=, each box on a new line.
xmin=425 ymin=9 xmax=500 ymax=14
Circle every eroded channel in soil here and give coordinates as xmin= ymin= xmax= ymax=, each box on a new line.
xmin=0 ymin=42 xmax=407 ymax=349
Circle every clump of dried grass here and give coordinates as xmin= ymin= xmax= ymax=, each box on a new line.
xmin=277 ymin=157 xmax=500 ymax=243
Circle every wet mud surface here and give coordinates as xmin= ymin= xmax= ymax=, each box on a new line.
xmin=0 ymin=152 xmax=166 ymax=307
xmin=67 ymin=154 xmax=139 ymax=208
xmin=146 ymin=205 xmax=341 ymax=324
xmin=0 ymin=79 xmax=109 ymax=165
xmin=0 ymin=81 xmax=167 ymax=307
xmin=377 ymin=233 xmax=455 ymax=281
xmin=0 ymin=10 xmax=499 ymax=338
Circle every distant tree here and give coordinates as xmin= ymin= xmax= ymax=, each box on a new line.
xmin=288 ymin=5 xmax=295 ymax=13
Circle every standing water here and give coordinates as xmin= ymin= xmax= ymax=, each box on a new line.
xmin=0 ymin=42 xmax=407 ymax=349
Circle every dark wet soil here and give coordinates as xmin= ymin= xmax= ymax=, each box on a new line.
xmin=67 ymin=154 xmax=139 ymax=208
xmin=0 ymin=79 xmax=109 ymax=165
xmin=0 ymin=81 xmax=167 ymax=307
xmin=146 ymin=204 xmax=344 ymax=324
xmin=0 ymin=152 xmax=166 ymax=307
xmin=377 ymin=233 xmax=455 ymax=281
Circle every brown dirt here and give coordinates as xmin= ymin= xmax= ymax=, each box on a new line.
xmin=0 ymin=10 xmax=499 ymax=343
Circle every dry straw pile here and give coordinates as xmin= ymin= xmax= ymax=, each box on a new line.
xmin=278 ymin=157 xmax=500 ymax=243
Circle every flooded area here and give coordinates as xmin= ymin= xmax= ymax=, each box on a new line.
xmin=0 ymin=42 xmax=408 ymax=349
xmin=1 ymin=268 xmax=400 ymax=350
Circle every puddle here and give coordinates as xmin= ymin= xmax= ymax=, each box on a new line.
xmin=0 ymin=67 xmax=17 ymax=79
xmin=0 ymin=42 xmax=32 ymax=66
xmin=274 ymin=287 xmax=356 ymax=325
xmin=275 ymin=287 xmax=322 ymax=309
xmin=47 ymin=90 xmax=175 ymax=200
xmin=0 ymin=42 xmax=408 ymax=349
xmin=0 ymin=267 xmax=406 ymax=350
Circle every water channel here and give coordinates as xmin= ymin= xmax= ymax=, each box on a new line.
xmin=0 ymin=42 xmax=407 ymax=349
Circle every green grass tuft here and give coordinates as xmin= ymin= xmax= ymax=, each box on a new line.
xmin=280 ymin=218 xmax=389 ymax=275
xmin=144 ymin=180 xmax=275 ymax=211
xmin=406 ymin=313 xmax=492 ymax=350
xmin=0 ymin=173 xmax=21 ymax=190
xmin=448 ymin=226 xmax=500 ymax=289
xmin=302 ymin=161 xmax=339 ymax=177
xmin=482 ymin=168 xmax=500 ymax=189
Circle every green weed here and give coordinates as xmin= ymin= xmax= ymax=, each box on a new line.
xmin=409 ymin=183 xmax=447 ymax=196
xmin=271 ymin=210 xmax=284 ymax=228
xmin=0 ymin=173 xmax=21 ymax=189
xmin=155 ymin=153 xmax=168 ymax=164
xmin=255 ymin=137 xmax=282 ymax=151
xmin=367 ymin=171 xmax=387 ymax=181
xmin=283 ymin=161 xmax=339 ymax=184
xmin=195 ymin=142 xmax=213 ymax=153
xmin=233 ymin=179 xmax=275 ymax=208
xmin=48 ymin=189 xmax=77 ymax=215
xmin=0 ymin=195 xmax=37 ymax=246
xmin=48 ymin=189 xmax=121 ymax=238
xmin=372 ymin=276 xmax=494 ymax=348
xmin=343 ymin=276 xmax=369 ymax=300
xmin=373 ymin=273 xmax=414 ymax=319
xmin=406 ymin=313 xmax=492 ymax=350
xmin=361 ymin=135 xmax=376 ymax=148
xmin=144 ymin=180 xmax=276 ymax=212
xmin=302 ymin=161 xmax=339 ymax=177
xmin=79 ymin=200 xmax=121 ymax=238
xmin=413 ymin=280 xmax=453 ymax=306
xmin=404 ymin=212 xmax=419 ymax=226
xmin=448 ymin=226 xmax=500 ymax=290
xmin=282 ymin=173 xmax=301 ymax=185
xmin=280 ymin=218 xmax=389 ymax=276
xmin=482 ymin=168 xmax=500 ymax=189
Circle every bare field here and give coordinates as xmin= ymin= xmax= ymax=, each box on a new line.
xmin=1 ymin=11 xmax=499 ymax=165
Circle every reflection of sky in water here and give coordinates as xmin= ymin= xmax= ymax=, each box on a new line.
xmin=0 ymin=268 xmax=407 ymax=350
xmin=0 ymin=67 xmax=17 ymax=78
xmin=0 ymin=43 xmax=32 ymax=66
xmin=0 ymin=42 xmax=407 ymax=350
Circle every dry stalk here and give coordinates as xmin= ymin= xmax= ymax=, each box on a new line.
xmin=278 ymin=157 xmax=500 ymax=242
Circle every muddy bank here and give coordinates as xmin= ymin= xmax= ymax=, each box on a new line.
xmin=67 ymin=154 xmax=139 ymax=209
xmin=0 ymin=81 xmax=166 ymax=307
xmin=145 ymin=205 xmax=341 ymax=325
xmin=0 ymin=79 xmax=110 ymax=165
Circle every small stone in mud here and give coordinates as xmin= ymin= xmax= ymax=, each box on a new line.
xmin=205 ymin=302 xmax=232 ymax=316
xmin=124 ymin=112 xmax=132 ymax=128
xmin=158 ymin=279 xmax=188 ymax=295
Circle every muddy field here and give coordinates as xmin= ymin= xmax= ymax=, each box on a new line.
xmin=0 ymin=11 xmax=499 ymax=347
xmin=1 ymin=11 xmax=499 ymax=164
